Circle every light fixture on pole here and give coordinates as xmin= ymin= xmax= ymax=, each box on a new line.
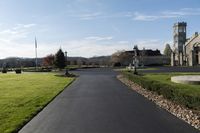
xmin=133 ymin=47 xmax=138 ymax=75
xmin=65 ymin=51 xmax=68 ymax=67
xmin=64 ymin=51 xmax=69 ymax=76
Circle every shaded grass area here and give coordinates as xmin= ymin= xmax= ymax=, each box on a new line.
xmin=122 ymin=71 xmax=200 ymax=111
xmin=0 ymin=73 xmax=74 ymax=133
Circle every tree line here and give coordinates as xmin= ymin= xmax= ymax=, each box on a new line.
xmin=0 ymin=44 xmax=172 ymax=70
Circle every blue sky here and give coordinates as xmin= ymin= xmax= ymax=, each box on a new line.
xmin=0 ymin=0 xmax=200 ymax=58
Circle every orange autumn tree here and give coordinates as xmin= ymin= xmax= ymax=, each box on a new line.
xmin=42 ymin=54 xmax=55 ymax=67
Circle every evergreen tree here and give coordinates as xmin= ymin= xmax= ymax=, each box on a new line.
xmin=54 ymin=49 xmax=66 ymax=69
xmin=164 ymin=44 xmax=172 ymax=57
xmin=133 ymin=45 xmax=138 ymax=50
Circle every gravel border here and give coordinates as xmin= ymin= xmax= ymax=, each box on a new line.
xmin=117 ymin=74 xmax=200 ymax=130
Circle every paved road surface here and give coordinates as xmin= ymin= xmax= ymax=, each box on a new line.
xmin=19 ymin=68 xmax=199 ymax=133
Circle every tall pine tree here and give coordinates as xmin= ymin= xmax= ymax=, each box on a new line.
xmin=54 ymin=49 xmax=66 ymax=69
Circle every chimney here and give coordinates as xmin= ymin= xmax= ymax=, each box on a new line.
xmin=195 ymin=32 xmax=198 ymax=36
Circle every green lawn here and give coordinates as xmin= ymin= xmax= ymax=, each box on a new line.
xmin=144 ymin=73 xmax=200 ymax=97
xmin=0 ymin=73 xmax=74 ymax=133
xmin=122 ymin=71 xmax=200 ymax=110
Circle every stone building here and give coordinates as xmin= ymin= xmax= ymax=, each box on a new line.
xmin=122 ymin=49 xmax=170 ymax=66
xmin=171 ymin=22 xmax=200 ymax=66
xmin=185 ymin=33 xmax=200 ymax=66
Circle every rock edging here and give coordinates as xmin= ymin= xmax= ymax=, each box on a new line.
xmin=117 ymin=74 xmax=200 ymax=130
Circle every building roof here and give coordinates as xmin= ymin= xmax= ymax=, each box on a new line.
xmin=173 ymin=22 xmax=187 ymax=27
xmin=185 ymin=32 xmax=200 ymax=46
xmin=125 ymin=49 xmax=162 ymax=56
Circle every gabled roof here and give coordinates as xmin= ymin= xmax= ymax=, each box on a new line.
xmin=185 ymin=33 xmax=200 ymax=46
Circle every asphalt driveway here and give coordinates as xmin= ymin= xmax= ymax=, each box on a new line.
xmin=19 ymin=68 xmax=199 ymax=133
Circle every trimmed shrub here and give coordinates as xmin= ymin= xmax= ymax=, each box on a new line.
xmin=2 ymin=69 xmax=7 ymax=73
xmin=15 ymin=69 xmax=22 ymax=74
xmin=23 ymin=67 xmax=52 ymax=72
xmin=113 ymin=62 xmax=121 ymax=67
xmin=123 ymin=71 xmax=200 ymax=110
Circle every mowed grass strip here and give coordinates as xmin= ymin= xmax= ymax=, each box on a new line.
xmin=0 ymin=73 xmax=74 ymax=133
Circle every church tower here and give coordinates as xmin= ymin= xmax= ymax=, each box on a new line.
xmin=172 ymin=22 xmax=187 ymax=66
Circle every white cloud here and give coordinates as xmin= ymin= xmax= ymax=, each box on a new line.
xmin=133 ymin=12 xmax=158 ymax=21
xmin=0 ymin=23 xmax=167 ymax=58
xmin=67 ymin=7 xmax=200 ymax=21
xmin=0 ymin=24 xmax=165 ymax=58
xmin=0 ymin=36 xmax=131 ymax=58
xmin=66 ymin=10 xmax=130 ymax=20
xmin=0 ymin=23 xmax=129 ymax=58
xmin=0 ymin=23 xmax=36 ymax=41
xmin=84 ymin=36 xmax=113 ymax=41
xmin=61 ymin=39 xmax=131 ymax=57
xmin=65 ymin=11 xmax=102 ymax=20
xmin=132 ymin=8 xmax=200 ymax=21
xmin=69 ymin=8 xmax=200 ymax=21
xmin=68 ymin=11 xmax=120 ymax=20
xmin=0 ymin=42 xmax=35 ymax=58
xmin=78 ymin=12 xmax=102 ymax=20
xmin=39 ymin=39 xmax=166 ymax=57
xmin=135 ymin=39 xmax=164 ymax=52
xmin=118 ymin=41 xmax=129 ymax=44
xmin=0 ymin=24 xmax=37 ymax=58
xmin=0 ymin=31 xmax=166 ymax=58
xmin=73 ymin=0 xmax=100 ymax=4
xmin=23 ymin=23 xmax=36 ymax=28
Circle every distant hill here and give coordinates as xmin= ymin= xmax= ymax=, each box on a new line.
xmin=67 ymin=56 xmax=111 ymax=66
xmin=0 ymin=56 xmax=111 ymax=68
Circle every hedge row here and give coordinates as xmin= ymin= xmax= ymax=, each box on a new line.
xmin=23 ymin=67 xmax=52 ymax=72
xmin=123 ymin=72 xmax=200 ymax=110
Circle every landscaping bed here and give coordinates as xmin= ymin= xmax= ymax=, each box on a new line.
xmin=117 ymin=74 xmax=200 ymax=130
xmin=0 ymin=73 xmax=74 ymax=133
xmin=122 ymin=71 xmax=200 ymax=111
xmin=119 ymin=71 xmax=200 ymax=129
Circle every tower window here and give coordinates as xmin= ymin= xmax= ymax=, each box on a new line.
xmin=179 ymin=28 xmax=184 ymax=32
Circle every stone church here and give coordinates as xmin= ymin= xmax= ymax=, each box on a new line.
xmin=171 ymin=22 xmax=200 ymax=66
